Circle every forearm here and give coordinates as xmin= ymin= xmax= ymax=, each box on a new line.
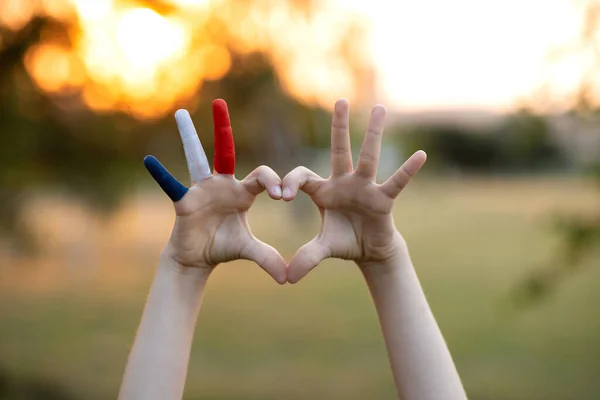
xmin=118 ymin=252 xmax=210 ymax=400
xmin=360 ymin=239 xmax=466 ymax=400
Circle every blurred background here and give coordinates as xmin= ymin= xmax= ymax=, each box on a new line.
xmin=0 ymin=0 xmax=599 ymax=398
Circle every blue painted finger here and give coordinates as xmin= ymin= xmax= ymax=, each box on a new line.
xmin=144 ymin=155 xmax=189 ymax=202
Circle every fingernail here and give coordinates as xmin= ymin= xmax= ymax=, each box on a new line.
xmin=272 ymin=186 xmax=282 ymax=197
xmin=283 ymin=187 xmax=292 ymax=199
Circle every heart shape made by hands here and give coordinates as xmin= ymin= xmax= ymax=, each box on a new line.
xmin=144 ymin=99 xmax=427 ymax=284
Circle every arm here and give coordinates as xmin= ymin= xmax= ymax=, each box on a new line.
xmin=118 ymin=100 xmax=286 ymax=400
xmin=118 ymin=256 xmax=209 ymax=400
xmin=361 ymin=245 xmax=466 ymax=399
xmin=282 ymin=99 xmax=466 ymax=399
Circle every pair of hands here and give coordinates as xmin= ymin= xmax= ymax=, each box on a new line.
xmin=145 ymin=99 xmax=427 ymax=284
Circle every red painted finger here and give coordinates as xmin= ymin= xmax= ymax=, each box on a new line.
xmin=212 ymin=99 xmax=235 ymax=175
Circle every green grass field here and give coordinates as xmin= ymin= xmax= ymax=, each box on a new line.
xmin=1 ymin=177 xmax=599 ymax=399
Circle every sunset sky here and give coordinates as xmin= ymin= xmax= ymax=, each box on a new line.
xmin=2 ymin=0 xmax=590 ymax=118
xmin=341 ymin=0 xmax=583 ymax=112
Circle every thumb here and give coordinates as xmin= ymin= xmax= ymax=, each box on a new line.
xmin=287 ymin=239 xmax=331 ymax=284
xmin=240 ymin=237 xmax=287 ymax=284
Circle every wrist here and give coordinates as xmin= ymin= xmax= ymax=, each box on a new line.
xmin=151 ymin=252 xmax=211 ymax=315
xmin=162 ymin=241 xmax=215 ymax=270
xmin=357 ymin=233 xmax=412 ymax=274
xmin=158 ymin=250 xmax=212 ymax=282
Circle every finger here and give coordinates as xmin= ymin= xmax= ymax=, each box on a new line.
xmin=287 ymin=239 xmax=331 ymax=283
xmin=354 ymin=105 xmax=386 ymax=180
xmin=212 ymin=99 xmax=236 ymax=175
xmin=242 ymin=165 xmax=282 ymax=199
xmin=241 ymin=238 xmax=287 ymax=284
xmin=281 ymin=166 xmax=322 ymax=201
xmin=143 ymin=155 xmax=189 ymax=202
xmin=331 ymin=98 xmax=353 ymax=176
xmin=175 ymin=109 xmax=212 ymax=183
xmin=380 ymin=150 xmax=427 ymax=198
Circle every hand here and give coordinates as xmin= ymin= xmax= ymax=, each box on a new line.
xmin=144 ymin=100 xmax=287 ymax=284
xmin=282 ymin=99 xmax=427 ymax=283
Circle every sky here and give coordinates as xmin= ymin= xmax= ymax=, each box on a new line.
xmin=4 ymin=0 xmax=589 ymax=117
xmin=342 ymin=0 xmax=582 ymax=112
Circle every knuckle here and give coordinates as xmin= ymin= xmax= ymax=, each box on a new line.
xmin=286 ymin=166 xmax=307 ymax=180
xmin=331 ymin=121 xmax=349 ymax=131
xmin=331 ymin=146 xmax=348 ymax=155
xmin=359 ymin=152 xmax=377 ymax=164
xmin=391 ymin=173 xmax=407 ymax=190
xmin=400 ymin=165 xmax=415 ymax=178
xmin=367 ymin=128 xmax=383 ymax=136
xmin=255 ymin=165 xmax=272 ymax=175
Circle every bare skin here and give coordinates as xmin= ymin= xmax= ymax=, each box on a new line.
xmin=283 ymin=99 xmax=426 ymax=281
xmin=282 ymin=99 xmax=467 ymax=400
xmin=165 ymin=167 xmax=286 ymax=283
xmin=119 ymin=157 xmax=286 ymax=400
xmin=119 ymin=100 xmax=466 ymax=400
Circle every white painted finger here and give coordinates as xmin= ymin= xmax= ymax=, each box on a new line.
xmin=175 ymin=109 xmax=212 ymax=183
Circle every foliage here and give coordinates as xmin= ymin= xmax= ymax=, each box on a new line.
xmin=0 ymin=2 xmax=365 ymax=251
xmin=511 ymin=0 xmax=600 ymax=306
xmin=0 ymin=366 xmax=77 ymax=400
xmin=512 ymin=213 xmax=600 ymax=306
xmin=394 ymin=111 xmax=566 ymax=174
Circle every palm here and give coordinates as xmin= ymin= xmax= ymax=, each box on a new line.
xmin=162 ymin=167 xmax=286 ymax=283
xmin=311 ymin=176 xmax=396 ymax=262
xmin=168 ymin=176 xmax=254 ymax=267
xmin=283 ymin=99 xmax=426 ymax=283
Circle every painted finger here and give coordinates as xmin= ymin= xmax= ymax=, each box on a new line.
xmin=286 ymin=238 xmax=331 ymax=283
xmin=242 ymin=165 xmax=282 ymax=199
xmin=240 ymin=237 xmax=287 ymax=284
xmin=331 ymin=99 xmax=353 ymax=176
xmin=281 ymin=166 xmax=322 ymax=201
xmin=354 ymin=105 xmax=386 ymax=180
xmin=175 ymin=109 xmax=211 ymax=183
xmin=212 ymin=99 xmax=235 ymax=175
xmin=380 ymin=150 xmax=427 ymax=198
xmin=143 ymin=155 xmax=189 ymax=202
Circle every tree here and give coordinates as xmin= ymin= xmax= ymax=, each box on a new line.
xmin=0 ymin=0 xmax=374 ymax=251
xmin=512 ymin=0 xmax=600 ymax=306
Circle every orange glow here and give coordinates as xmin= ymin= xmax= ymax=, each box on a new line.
xmin=115 ymin=8 xmax=186 ymax=69
xmin=0 ymin=0 xmax=595 ymax=118
xmin=81 ymin=85 xmax=117 ymax=112
xmin=44 ymin=0 xmax=369 ymax=119
xmin=164 ymin=0 xmax=212 ymax=7
xmin=72 ymin=2 xmax=197 ymax=117
xmin=25 ymin=44 xmax=84 ymax=93
xmin=199 ymin=45 xmax=231 ymax=80
xmin=73 ymin=0 xmax=113 ymax=22
xmin=0 ymin=0 xmax=36 ymax=31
